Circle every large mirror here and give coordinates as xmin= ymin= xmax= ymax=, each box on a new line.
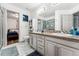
xmin=37 ymin=14 xmax=74 ymax=33
xmin=37 ymin=19 xmax=55 ymax=32
xmin=61 ymin=14 xmax=73 ymax=34
xmin=73 ymin=12 xmax=79 ymax=29
xmin=72 ymin=12 xmax=79 ymax=35
xmin=37 ymin=19 xmax=43 ymax=32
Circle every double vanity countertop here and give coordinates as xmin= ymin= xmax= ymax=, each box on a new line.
xmin=30 ymin=32 xmax=79 ymax=43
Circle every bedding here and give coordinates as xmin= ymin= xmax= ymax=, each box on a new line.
xmin=7 ymin=30 xmax=19 ymax=45
xmin=7 ymin=31 xmax=18 ymax=36
xmin=7 ymin=31 xmax=18 ymax=39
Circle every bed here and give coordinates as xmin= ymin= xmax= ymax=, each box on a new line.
xmin=7 ymin=31 xmax=18 ymax=39
xmin=7 ymin=30 xmax=19 ymax=45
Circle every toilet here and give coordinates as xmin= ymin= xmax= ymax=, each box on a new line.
xmin=23 ymin=36 xmax=30 ymax=43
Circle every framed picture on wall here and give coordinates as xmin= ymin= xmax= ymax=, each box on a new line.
xmin=23 ymin=15 xmax=28 ymax=22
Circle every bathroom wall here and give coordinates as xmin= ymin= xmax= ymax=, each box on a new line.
xmin=71 ymin=5 xmax=79 ymax=14
xmin=1 ymin=3 xmax=31 ymax=46
xmin=7 ymin=18 xmax=18 ymax=29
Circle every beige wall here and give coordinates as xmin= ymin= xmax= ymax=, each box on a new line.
xmin=7 ymin=18 xmax=18 ymax=29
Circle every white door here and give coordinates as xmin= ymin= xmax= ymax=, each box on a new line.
xmin=45 ymin=40 xmax=56 ymax=56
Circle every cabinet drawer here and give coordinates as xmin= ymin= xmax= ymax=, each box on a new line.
xmin=37 ymin=45 xmax=44 ymax=55
xmin=33 ymin=34 xmax=37 ymax=37
xmin=37 ymin=35 xmax=44 ymax=39
xmin=37 ymin=39 xmax=44 ymax=45
xmin=37 ymin=41 xmax=44 ymax=46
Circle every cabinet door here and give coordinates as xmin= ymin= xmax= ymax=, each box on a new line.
xmin=37 ymin=35 xmax=45 ymax=55
xmin=57 ymin=44 xmax=74 ymax=56
xmin=37 ymin=45 xmax=44 ymax=55
xmin=37 ymin=35 xmax=44 ymax=46
xmin=32 ymin=34 xmax=37 ymax=49
xmin=29 ymin=34 xmax=33 ymax=46
xmin=45 ymin=40 xmax=56 ymax=56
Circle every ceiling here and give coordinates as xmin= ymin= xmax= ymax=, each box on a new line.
xmin=12 ymin=3 xmax=79 ymax=18
xmin=12 ymin=3 xmax=79 ymax=11
xmin=11 ymin=3 xmax=42 ymax=11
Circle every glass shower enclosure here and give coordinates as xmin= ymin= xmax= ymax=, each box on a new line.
xmin=0 ymin=6 xmax=3 ymax=49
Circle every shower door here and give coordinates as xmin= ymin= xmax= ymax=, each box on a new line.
xmin=0 ymin=6 xmax=3 ymax=49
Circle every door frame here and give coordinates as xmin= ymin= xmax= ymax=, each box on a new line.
xmin=6 ymin=10 xmax=20 ymax=45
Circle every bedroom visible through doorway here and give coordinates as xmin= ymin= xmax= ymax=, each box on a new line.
xmin=7 ymin=10 xmax=19 ymax=45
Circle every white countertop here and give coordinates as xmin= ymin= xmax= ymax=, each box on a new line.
xmin=30 ymin=32 xmax=79 ymax=42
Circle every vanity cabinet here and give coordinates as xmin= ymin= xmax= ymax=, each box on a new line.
xmin=29 ymin=34 xmax=33 ymax=46
xmin=37 ymin=35 xmax=45 ymax=55
xmin=57 ymin=44 xmax=79 ymax=56
xmin=29 ymin=34 xmax=45 ymax=55
xmin=57 ymin=45 xmax=74 ymax=56
xmin=32 ymin=34 xmax=37 ymax=49
xmin=45 ymin=40 xmax=56 ymax=56
xmin=30 ymin=33 xmax=79 ymax=56
xmin=29 ymin=34 xmax=37 ymax=49
xmin=45 ymin=37 xmax=79 ymax=56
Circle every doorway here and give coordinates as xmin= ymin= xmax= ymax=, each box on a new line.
xmin=7 ymin=10 xmax=19 ymax=45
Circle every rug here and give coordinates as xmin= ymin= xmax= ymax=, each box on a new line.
xmin=0 ymin=46 xmax=19 ymax=56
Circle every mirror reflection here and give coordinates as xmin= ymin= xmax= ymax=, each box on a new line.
xmin=37 ymin=19 xmax=55 ymax=32
xmin=61 ymin=14 xmax=73 ymax=34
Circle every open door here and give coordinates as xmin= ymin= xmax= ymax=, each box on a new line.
xmin=7 ymin=10 xmax=19 ymax=45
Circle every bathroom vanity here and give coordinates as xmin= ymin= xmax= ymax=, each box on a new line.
xmin=29 ymin=32 xmax=79 ymax=56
